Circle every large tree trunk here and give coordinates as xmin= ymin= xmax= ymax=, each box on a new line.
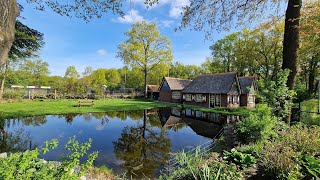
xmin=0 ymin=61 xmax=9 ymax=99
xmin=144 ymin=67 xmax=147 ymax=98
xmin=282 ymin=0 xmax=302 ymax=90
xmin=0 ymin=0 xmax=19 ymax=66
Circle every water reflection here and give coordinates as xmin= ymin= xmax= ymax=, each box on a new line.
xmin=113 ymin=110 xmax=170 ymax=178
xmin=1 ymin=107 xmax=240 ymax=178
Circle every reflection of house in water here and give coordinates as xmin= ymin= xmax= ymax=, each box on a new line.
xmin=158 ymin=108 xmax=184 ymax=131
xmin=182 ymin=109 xmax=240 ymax=124
xmin=183 ymin=117 xmax=223 ymax=139
xmin=158 ymin=107 xmax=240 ymax=138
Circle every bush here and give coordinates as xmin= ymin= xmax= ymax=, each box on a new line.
xmin=0 ymin=136 xmax=98 ymax=180
xmin=279 ymin=124 xmax=320 ymax=155
xmin=159 ymin=148 xmax=244 ymax=180
xmin=2 ymin=91 xmax=23 ymax=100
xmin=259 ymin=141 xmax=302 ymax=179
xmin=223 ymin=148 xmax=257 ymax=169
xmin=259 ymin=125 xmax=320 ymax=179
xmin=236 ymin=104 xmax=278 ymax=144
xmin=298 ymin=155 xmax=320 ymax=179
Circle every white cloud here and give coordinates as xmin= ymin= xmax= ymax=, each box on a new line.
xmin=124 ymin=0 xmax=190 ymax=19
xmin=96 ymin=49 xmax=107 ymax=56
xmin=117 ymin=10 xmax=145 ymax=24
xmin=169 ymin=0 xmax=190 ymax=18
xmin=159 ymin=20 xmax=174 ymax=28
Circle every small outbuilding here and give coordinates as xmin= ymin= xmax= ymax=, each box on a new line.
xmin=181 ymin=72 xmax=242 ymax=108
xmin=159 ymin=77 xmax=192 ymax=103
xmin=147 ymin=85 xmax=160 ymax=100
xmin=239 ymin=76 xmax=257 ymax=108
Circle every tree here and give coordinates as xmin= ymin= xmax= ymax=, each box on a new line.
xmin=105 ymin=68 xmax=121 ymax=90
xmin=180 ymin=0 xmax=302 ymax=89
xmin=113 ymin=110 xmax=170 ymax=178
xmin=0 ymin=20 xmax=44 ymax=99
xmin=118 ymin=21 xmax=173 ymax=97
xmin=91 ymin=68 xmax=107 ymax=95
xmin=64 ymin=66 xmax=79 ymax=96
xmin=299 ymin=1 xmax=320 ymax=95
xmin=20 ymin=59 xmax=49 ymax=84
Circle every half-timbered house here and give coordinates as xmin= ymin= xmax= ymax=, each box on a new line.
xmin=239 ymin=76 xmax=257 ymax=108
xmin=181 ymin=72 xmax=242 ymax=108
xmin=159 ymin=77 xmax=192 ymax=103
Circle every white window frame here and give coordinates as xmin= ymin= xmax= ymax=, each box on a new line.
xmin=185 ymin=94 xmax=192 ymax=101
xmin=195 ymin=94 xmax=203 ymax=102
xmin=248 ymin=94 xmax=255 ymax=103
xmin=227 ymin=95 xmax=232 ymax=104
xmin=172 ymin=91 xmax=181 ymax=100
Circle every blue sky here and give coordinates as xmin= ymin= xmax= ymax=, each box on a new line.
xmin=18 ymin=0 xmax=231 ymax=76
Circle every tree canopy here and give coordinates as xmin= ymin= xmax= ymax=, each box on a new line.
xmin=118 ymin=21 xmax=173 ymax=97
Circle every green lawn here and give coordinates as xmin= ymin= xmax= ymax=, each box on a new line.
xmin=300 ymin=99 xmax=320 ymax=126
xmin=0 ymin=99 xmax=175 ymax=119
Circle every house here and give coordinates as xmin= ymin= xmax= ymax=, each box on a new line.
xmin=181 ymin=72 xmax=241 ymax=108
xmin=146 ymin=85 xmax=160 ymax=100
xmin=239 ymin=76 xmax=257 ymax=108
xmin=159 ymin=77 xmax=192 ymax=103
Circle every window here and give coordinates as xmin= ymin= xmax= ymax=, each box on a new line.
xmin=172 ymin=91 xmax=181 ymax=99
xmin=248 ymin=95 xmax=255 ymax=103
xmin=185 ymin=94 xmax=192 ymax=101
xmin=215 ymin=94 xmax=220 ymax=106
xmin=233 ymin=95 xmax=239 ymax=104
xmin=227 ymin=95 xmax=232 ymax=104
xmin=196 ymin=94 xmax=202 ymax=102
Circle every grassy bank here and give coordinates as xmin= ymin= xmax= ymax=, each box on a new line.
xmin=300 ymin=99 xmax=320 ymax=125
xmin=0 ymin=99 xmax=175 ymax=119
xmin=180 ymin=104 xmax=252 ymax=116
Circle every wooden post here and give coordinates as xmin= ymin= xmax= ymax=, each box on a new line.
xmin=54 ymin=90 xmax=57 ymax=100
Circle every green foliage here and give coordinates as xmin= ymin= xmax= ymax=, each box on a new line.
xmin=279 ymin=124 xmax=320 ymax=156
xmin=259 ymin=124 xmax=320 ymax=179
xmin=223 ymin=148 xmax=256 ymax=169
xmin=236 ymin=104 xmax=278 ymax=143
xmin=0 ymin=137 xmax=98 ymax=180
xmin=2 ymin=91 xmax=23 ymax=100
xmin=159 ymin=148 xmax=244 ymax=180
xmin=298 ymin=155 xmax=320 ymax=179
xmin=118 ymin=21 xmax=173 ymax=96
xmin=257 ymin=69 xmax=296 ymax=120
xmin=260 ymin=141 xmax=303 ymax=179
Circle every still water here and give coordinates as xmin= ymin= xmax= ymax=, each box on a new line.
xmin=0 ymin=107 xmax=239 ymax=178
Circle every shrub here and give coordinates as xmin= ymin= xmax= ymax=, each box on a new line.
xmin=298 ymin=155 xmax=320 ymax=179
xmin=0 ymin=136 xmax=98 ymax=180
xmin=279 ymin=124 xmax=320 ymax=155
xmin=259 ymin=141 xmax=302 ymax=179
xmin=159 ymin=148 xmax=244 ymax=180
xmin=236 ymin=104 xmax=278 ymax=144
xmin=2 ymin=91 xmax=23 ymax=100
xmin=223 ymin=148 xmax=257 ymax=169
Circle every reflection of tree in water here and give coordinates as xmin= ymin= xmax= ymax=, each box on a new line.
xmin=20 ymin=115 xmax=47 ymax=126
xmin=57 ymin=114 xmax=79 ymax=124
xmin=113 ymin=110 xmax=171 ymax=178
xmin=0 ymin=118 xmax=34 ymax=153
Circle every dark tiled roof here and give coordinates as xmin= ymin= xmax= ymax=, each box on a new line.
xmin=182 ymin=72 xmax=238 ymax=94
xmin=164 ymin=77 xmax=192 ymax=91
xmin=239 ymin=76 xmax=255 ymax=94
xmin=147 ymin=85 xmax=160 ymax=92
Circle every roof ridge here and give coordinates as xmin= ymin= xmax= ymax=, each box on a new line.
xmin=164 ymin=77 xmax=191 ymax=81
xmin=239 ymin=76 xmax=255 ymax=78
xmin=197 ymin=72 xmax=237 ymax=77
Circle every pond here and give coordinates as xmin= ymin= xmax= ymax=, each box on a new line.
xmin=0 ymin=107 xmax=240 ymax=178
